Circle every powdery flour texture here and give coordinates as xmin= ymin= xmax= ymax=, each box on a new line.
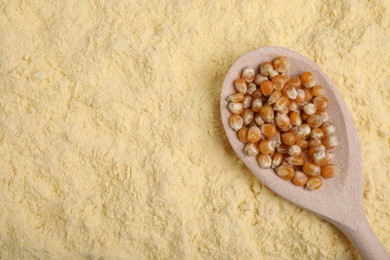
xmin=0 ymin=0 xmax=389 ymax=259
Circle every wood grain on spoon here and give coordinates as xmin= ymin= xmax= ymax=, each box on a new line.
xmin=220 ymin=46 xmax=389 ymax=260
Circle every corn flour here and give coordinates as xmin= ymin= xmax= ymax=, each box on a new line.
xmin=0 ymin=0 xmax=389 ymax=259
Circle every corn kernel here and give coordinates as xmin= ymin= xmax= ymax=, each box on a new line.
xmin=242 ymin=67 xmax=255 ymax=83
xmin=270 ymin=130 xmax=282 ymax=148
xmin=288 ymin=100 xmax=299 ymax=112
xmin=308 ymin=138 xmax=322 ymax=147
xmin=228 ymin=102 xmax=244 ymax=114
xmin=307 ymin=115 xmax=324 ymax=128
xmin=313 ymin=96 xmax=329 ymax=110
xmin=260 ymin=80 xmax=275 ymax=96
xmin=289 ymin=126 xmax=304 ymax=139
xmin=261 ymin=123 xmax=277 ymax=139
xmin=295 ymin=89 xmax=305 ymax=103
xmin=301 ymin=112 xmax=310 ymax=121
xmin=273 ymin=96 xmax=289 ymax=111
xmin=292 ymin=171 xmax=308 ymax=186
xmin=289 ymin=111 xmax=302 ymax=126
xmin=274 ymin=114 xmax=290 ymax=129
xmin=303 ymin=161 xmax=321 ymax=176
xmin=304 ymin=88 xmax=313 ymax=101
xmin=296 ymin=138 xmax=309 ymax=150
xmin=242 ymin=109 xmax=254 ymax=125
xmin=300 ymin=124 xmax=311 ymax=138
xmin=285 ymin=156 xmax=304 ymax=166
xmin=254 ymin=74 xmax=268 ymax=86
xmin=227 ymin=92 xmax=245 ymax=102
xmin=244 ymin=143 xmax=260 ymax=156
xmin=257 ymin=154 xmax=272 ymax=169
xmin=325 ymin=151 xmax=334 ymax=163
xmin=303 ymin=103 xmax=317 ymax=115
xmin=259 ymin=140 xmax=275 ymax=155
xmin=322 ymin=135 xmax=340 ymax=149
xmin=310 ymin=128 xmax=324 ymax=140
xmin=308 ymin=145 xmax=326 ymax=158
xmin=305 ymin=176 xmax=322 ymax=191
xmin=288 ymin=76 xmax=301 ymax=89
xmin=268 ymin=69 xmax=279 ymax=79
xmin=229 ymin=114 xmax=243 ymax=131
xmin=271 ymin=152 xmax=283 ymax=168
xmin=281 ymin=132 xmax=296 ymax=146
xmin=260 ymin=62 xmax=274 ymax=76
xmin=254 ymin=113 xmax=265 ymax=126
xmin=277 ymin=144 xmax=289 ymax=154
xmin=276 ymin=165 xmax=295 ymax=180
xmin=277 ymin=106 xmax=290 ymax=115
xmin=259 ymin=105 xmax=274 ymax=122
xmin=301 ymin=150 xmax=310 ymax=161
xmin=273 ymin=57 xmax=288 ymax=73
xmin=313 ymin=150 xmax=327 ymax=166
xmin=248 ymin=125 xmax=262 ymax=143
xmin=251 ymin=98 xmax=263 ymax=112
xmin=300 ymin=71 xmax=315 ymax=88
xmin=234 ymin=78 xmax=247 ymax=94
xmin=272 ymin=74 xmax=288 ymax=90
xmin=242 ymin=95 xmax=252 ymax=109
xmin=317 ymin=111 xmax=329 ymax=123
xmin=321 ymin=122 xmax=336 ymax=136
xmin=268 ymin=90 xmax=282 ymax=105
xmin=251 ymin=89 xmax=263 ymax=99
xmin=247 ymin=83 xmax=257 ymax=95
xmin=237 ymin=127 xmax=249 ymax=143
xmin=322 ymin=164 xmax=340 ymax=179
xmin=282 ymin=84 xmax=297 ymax=100
xmin=288 ymin=145 xmax=302 ymax=157
xmin=312 ymin=85 xmax=325 ymax=96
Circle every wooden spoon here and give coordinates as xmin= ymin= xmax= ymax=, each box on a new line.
xmin=220 ymin=46 xmax=389 ymax=260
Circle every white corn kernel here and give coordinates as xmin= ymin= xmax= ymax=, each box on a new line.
xmin=244 ymin=143 xmax=260 ymax=157
xmin=242 ymin=67 xmax=255 ymax=82
xmin=242 ymin=109 xmax=254 ymax=125
xmin=257 ymin=154 xmax=272 ymax=169
xmin=243 ymin=95 xmax=253 ymax=108
xmin=260 ymin=62 xmax=274 ymax=76
xmin=247 ymin=83 xmax=257 ymax=95
xmin=303 ymin=103 xmax=317 ymax=115
xmin=228 ymin=102 xmax=244 ymax=114
xmin=268 ymin=69 xmax=279 ymax=79
xmin=254 ymin=74 xmax=268 ymax=85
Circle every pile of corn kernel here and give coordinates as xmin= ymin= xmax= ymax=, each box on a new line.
xmin=227 ymin=57 xmax=340 ymax=191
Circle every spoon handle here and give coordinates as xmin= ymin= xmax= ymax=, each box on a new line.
xmin=332 ymin=215 xmax=389 ymax=260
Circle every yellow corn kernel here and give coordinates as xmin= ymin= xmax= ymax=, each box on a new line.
xmin=268 ymin=90 xmax=282 ymax=105
xmin=228 ymin=102 xmax=244 ymax=114
xmin=322 ymin=164 xmax=340 ymax=179
xmin=276 ymin=165 xmax=295 ymax=180
xmin=296 ymin=138 xmax=309 ymax=150
xmin=288 ymin=145 xmax=302 ymax=157
xmin=270 ymin=130 xmax=282 ymax=148
xmin=307 ymin=115 xmax=324 ymax=128
xmin=313 ymin=150 xmax=327 ymax=166
xmin=259 ymin=105 xmax=275 ymax=123
xmin=234 ymin=78 xmax=247 ymax=94
xmin=289 ymin=126 xmax=304 ymax=139
xmin=304 ymin=88 xmax=313 ymax=101
xmin=244 ymin=143 xmax=260 ymax=156
xmin=310 ymin=128 xmax=324 ymax=140
xmin=288 ymin=76 xmax=301 ymax=89
xmin=246 ymin=82 xmax=257 ymax=95
xmin=303 ymin=161 xmax=321 ymax=176
xmin=277 ymin=107 xmax=290 ymax=116
xmin=271 ymin=152 xmax=284 ymax=168
xmin=301 ymin=112 xmax=310 ymax=121
xmin=237 ymin=127 xmax=249 ymax=143
xmin=308 ymin=138 xmax=322 ymax=147
xmin=313 ymin=96 xmax=329 ymax=110
xmin=317 ymin=111 xmax=329 ymax=123
xmin=285 ymin=156 xmax=304 ymax=166
xmin=277 ymin=144 xmax=289 ymax=154
xmin=229 ymin=114 xmax=243 ymax=131
xmin=251 ymin=98 xmax=263 ymax=112
xmin=312 ymin=85 xmax=325 ymax=96
xmin=242 ymin=95 xmax=252 ymax=109
xmin=282 ymin=84 xmax=297 ymax=100
xmin=308 ymin=144 xmax=326 ymax=158
xmin=242 ymin=67 xmax=255 ymax=83
xmin=288 ymin=100 xmax=299 ymax=112
xmin=260 ymin=62 xmax=274 ymax=76
xmin=321 ymin=122 xmax=336 ymax=136
xmin=247 ymin=125 xmax=262 ymax=143
xmin=273 ymin=96 xmax=289 ymax=111
xmin=289 ymin=111 xmax=302 ymax=126
xmin=259 ymin=140 xmax=275 ymax=155
xmin=300 ymin=71 xmax=315 ymax=88
xmin=260 ymin=80 xmax=275 ymax=96
xmin=281 ymin=132 xmax=296 ymax=146
xmin=275 ymin=114 xmax=290 ymax=129
xmin=273 ymin=57 xmax=288 ymax=73
xmin=292 ymin=171 xmax=308 ymax=186
xmin=242 ymin=109 xmax=254 ymax=125
xmin=300 ymin=124 xmax=311 ymax=138
xmin=227 ymin=92 xmax=245 ymax=102
xmin=272 ymin=74 xmax=288 ymax=90
xmin=261 ymin=123 xmax=277 ymax=139
xmin=322 ymin=135 xmax=340 ymax=149
xmin=254 ymin=74 xmax=268 ymax=86
xmin=303 ymin=103 xmax=317 ymax=115
xmin=295 ymin=89 xmax=305 ymax=103
xmin=251 ymin=89 xmax=263 ymax=99
xmin=301 ymin=150 xmax=310 ymax=161
xmin=268 ymin=69 xmax=279 ymax=79
xmin=254 ymin=113 xmax=265 ymax=126
xmin=305 ymin=176 xmax=322 ymax=191
xmin=325 ymin=151 xmax=334 ymax=164
xmin=257 ymin=154 xmax=272 ymax=169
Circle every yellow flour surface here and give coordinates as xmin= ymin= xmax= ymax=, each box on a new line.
xmin=0 ymin=0 xmax=389 ymax=259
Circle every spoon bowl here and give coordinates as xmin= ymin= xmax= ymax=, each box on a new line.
xmin=220 ymin=46 xmax=389 ymax=260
